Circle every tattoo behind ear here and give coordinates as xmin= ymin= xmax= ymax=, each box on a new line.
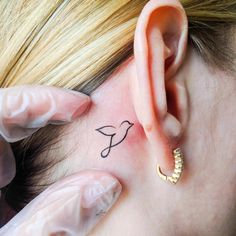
xmin=95 ymin=120 xmax=134 ymax=158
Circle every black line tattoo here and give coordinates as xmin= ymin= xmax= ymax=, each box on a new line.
xmin=95 ymin=120 xmax=134 ymax=158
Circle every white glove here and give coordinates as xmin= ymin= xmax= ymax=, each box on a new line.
xmin=0 ymin=85 xmax=90 ymax=190
xmin=0 ymin=170 xmax=122 ymax=236
xmin=0 ymin=85 xmax=122 ymax=235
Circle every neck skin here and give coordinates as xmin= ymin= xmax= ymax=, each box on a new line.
xmin=85 ymin=53 xmax=186 ymax=236
xmin=53 ymin=47 xmax=235 ymax=236
xmin=2 ymin=1 xmax=236 ymax=234
xmin=84 ymin=57 xmax=174 ymax=236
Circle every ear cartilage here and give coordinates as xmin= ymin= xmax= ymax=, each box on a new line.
xmin=157 ymin=148 xmax=184 ymax=185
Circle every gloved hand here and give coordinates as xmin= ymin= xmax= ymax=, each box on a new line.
xmin=0 ymin=170 xmax=122 ymax=236
xmin=0 ymin=85 xmax=91 ymax=190
xmin=0 ymin=85 xmax=122 ymax=235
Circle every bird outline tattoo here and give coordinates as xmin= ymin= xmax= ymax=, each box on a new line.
xmin=95 ymin=120 xmax=134 ymax=158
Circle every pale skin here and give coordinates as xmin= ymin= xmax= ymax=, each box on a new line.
xmin=50 ymin=0 xmax=236 ymax=235
xmin=4 ymin=0 xmax=236 ymax=235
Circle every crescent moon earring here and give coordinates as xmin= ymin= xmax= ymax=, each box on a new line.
xmin=157 ymin=148 xmax=184 ymax=185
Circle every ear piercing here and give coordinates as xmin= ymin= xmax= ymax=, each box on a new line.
xmin=157 ymin=148 xmax=184 ymax=185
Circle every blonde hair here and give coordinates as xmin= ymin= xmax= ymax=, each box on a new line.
xmin=1 ymin=0 xmax=236 ymax=211
xmin=0 ymin=0 xmax=235 ymax=92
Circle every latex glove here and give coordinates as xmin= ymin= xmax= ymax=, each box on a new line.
xmin=0 ymin=170 xmax=122 ymax=236
xmin=0 ymin=85 xmax=91 ymax=190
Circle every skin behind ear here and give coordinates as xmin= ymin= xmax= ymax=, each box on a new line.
xmin=131 ymin=0 xmax=188 ymax=172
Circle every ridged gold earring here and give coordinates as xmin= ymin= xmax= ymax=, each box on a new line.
xmin=157 ymin=148 xmax=184 ymax=185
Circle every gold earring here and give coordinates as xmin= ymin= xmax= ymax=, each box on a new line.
xmin=157 ymin=148 xmax=184 ymax=185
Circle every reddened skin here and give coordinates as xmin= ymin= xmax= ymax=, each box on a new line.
xmin=131 ymin=0 xmax=188 ymax=172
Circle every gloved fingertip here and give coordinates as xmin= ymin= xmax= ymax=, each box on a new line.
xmin=82 ymin=175 xmax=122 ymax=210
xmin=66 ymin=89 xmax=91 ymax=104
xmin=57 ymin=89 xmax=91 ymax=121
xmin=78 ymin=175 xmax=122 ymax=235
xmin=48 ymin=93 xmax=90 ymax=125
xmin=71 ymin=96 xmax=91 ymax=120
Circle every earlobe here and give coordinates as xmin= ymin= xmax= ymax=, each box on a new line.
xmin=132 ymin=0 xmax=188 ymax=171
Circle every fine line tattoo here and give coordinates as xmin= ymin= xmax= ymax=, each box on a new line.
xmin=95 ymin=120 xmax=134 ymax=158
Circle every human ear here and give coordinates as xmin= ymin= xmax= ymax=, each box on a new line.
xmin=131 ymin=0 xmax=188 ymax=172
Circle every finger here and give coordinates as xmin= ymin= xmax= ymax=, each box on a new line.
xmin=0 ymin=170 xmax=122 ymax=236
xmin=0 ymin=85 xmax=90 ymax=142
xmin=0 ymin=140 xmax=15 ymax=189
